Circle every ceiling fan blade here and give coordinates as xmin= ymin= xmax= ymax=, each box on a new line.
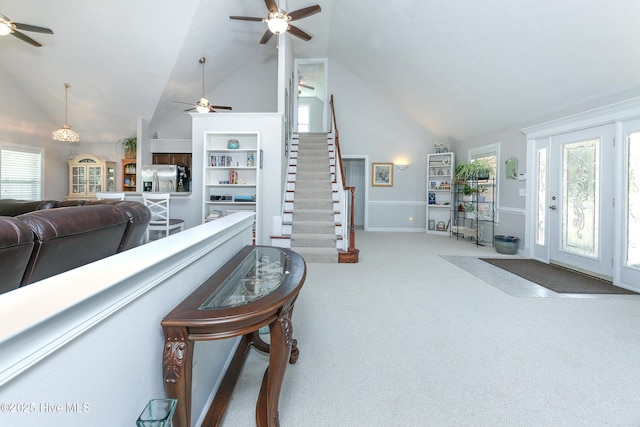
xmin=173 ymin=101 xmax=194 ymax=106
xmin=264 ymin=0 xmax=278 ymax=13
xmin=211 ymin=105 xmax=232 ymax=110
xmin=11 ymin=30 xmax=42 ymax=47
xmin=13 ymin=22 xmax=53 ymax=34
xmin=184 ymin=107 xmax=196 ymax=112
xmin=229 ymin=16 xmax=264 ymax=22
xmin=259 ymin=29 xmax=273 ymax=44
xmin=288 ymin=5 xmax=321 ymax=21
xmin=287 ymin=25 xmax=312 ymax=41
xmin=299 ymin=83 xmax=315 ymax=90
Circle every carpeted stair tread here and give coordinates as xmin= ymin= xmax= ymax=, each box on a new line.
xmin=290 ymin=234 xmax=336 ymax=247
xmin=293 ymin=189 xmax=333 ymax=198
xmin=294 ymin=200 xmax=334 ymax=210
xmin=292 ymin=220 xmax=336 ymax=234
xmin=290 ymin=247 xmax=338 ymax=263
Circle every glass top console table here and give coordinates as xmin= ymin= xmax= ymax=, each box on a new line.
xmin=161 ymin=246 xmax=307 ymax=427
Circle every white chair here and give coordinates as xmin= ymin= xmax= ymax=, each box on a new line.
xmin=96 ymin=192 xmax=126 ymax=201
xmin=141 ymin=193 xmax=184 ymax=241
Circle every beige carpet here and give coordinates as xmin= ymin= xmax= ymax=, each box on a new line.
xmin=216 ymin=231 xmax=640 ymax=427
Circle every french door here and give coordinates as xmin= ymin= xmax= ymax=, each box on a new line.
xmin=547 ymin=125 xmax=615 ymax=279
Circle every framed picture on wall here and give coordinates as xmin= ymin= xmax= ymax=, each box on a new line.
xmin=372 ymin=162 xmax=393 ymax=187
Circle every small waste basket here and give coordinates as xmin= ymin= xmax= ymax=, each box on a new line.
xmin=494 ymin=235 xmax=519 ymax=255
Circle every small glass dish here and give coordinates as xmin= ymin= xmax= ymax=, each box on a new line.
xmin=136 ymin=398 xmax=177 ymax=427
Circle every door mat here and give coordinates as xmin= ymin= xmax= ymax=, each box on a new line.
xmin=480 ymin=258 xmax=637 ymax=295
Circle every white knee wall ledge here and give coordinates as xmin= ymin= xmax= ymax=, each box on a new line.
xmin=0 ymin=212 xmax=255 ymax=426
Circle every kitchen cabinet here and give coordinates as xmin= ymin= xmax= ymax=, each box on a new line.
xmin=152 ymin=153 xmax=192 ymax=169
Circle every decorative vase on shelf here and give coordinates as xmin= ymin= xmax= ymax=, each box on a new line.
xmin=227 ymin=139 xmax=240 ymax=149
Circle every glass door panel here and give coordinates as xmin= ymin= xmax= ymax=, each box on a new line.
xmin=535 ymin=147 xmax=547 ymax=246
xmin=88 ymin=166 xmax=102 ymax=194
xmin=627 ymin=132 xmax=640 ymax=268
xmin=561 ymin=139 xmax=599 ymax=258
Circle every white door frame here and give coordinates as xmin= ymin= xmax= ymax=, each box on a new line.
xmin=522 ymin=97 xmax=640 ymax=291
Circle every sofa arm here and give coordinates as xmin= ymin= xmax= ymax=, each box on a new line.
xmin=0 ymin=217 xmax=35 ymax=294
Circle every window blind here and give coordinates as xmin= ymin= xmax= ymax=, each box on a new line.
xmin=1 ymin=145 xmax=43 ymax=200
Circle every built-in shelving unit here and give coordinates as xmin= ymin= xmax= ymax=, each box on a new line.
xmin=203 ymin=132 xmax=260 ymax=241
xmin=426 ymin=152 xmax=454 ymax=235
xmin=122 ymin=159 xmax=136 ymax=192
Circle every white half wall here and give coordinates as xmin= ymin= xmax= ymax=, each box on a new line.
xmin=0 ymin=213 xmax=255 ymax=427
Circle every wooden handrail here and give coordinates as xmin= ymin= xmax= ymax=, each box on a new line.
xmin=329 ymin=95 xmax=357 ymax=253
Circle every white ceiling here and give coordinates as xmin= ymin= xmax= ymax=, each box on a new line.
xmin=2 ymin=0 xmax=640 ymax=142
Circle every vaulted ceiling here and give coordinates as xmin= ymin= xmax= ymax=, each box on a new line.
xmin=2 ymin=0 xmax=640 ymax=143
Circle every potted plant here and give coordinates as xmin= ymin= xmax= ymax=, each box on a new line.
xmin=119 ymin=136 xmax=137 ymax=159
xmin=476 ymin=185 xmax=488 ymax=202
xmin=455 ymin=159 xmax=493 ymax=182
xmin=463 ymin=202 xmax=476 ymax=219
xmin=462 ymin=184 xmax=475 ymax=201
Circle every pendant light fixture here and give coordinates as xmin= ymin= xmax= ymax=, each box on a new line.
xmin=52 ymin=83 xmax=79 ymax=142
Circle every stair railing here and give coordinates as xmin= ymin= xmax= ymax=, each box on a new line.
xmin=329 ymin=95 xmax=357 ymax=254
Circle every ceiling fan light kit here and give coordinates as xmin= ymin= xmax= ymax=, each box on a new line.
xmin=0 ymin=22 xmax=10 ymax=36
xmin=196 ymin=97 xmax=210 ymax=114
xmin=266 ymin=11 xmax=290 ymax=34
xmin=52 ymin=83 xmax=80 ymax=143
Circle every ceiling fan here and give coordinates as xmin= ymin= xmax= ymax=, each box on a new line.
xmin=298 ymin=77 xmax=314 ymax=94
xmin=174 ymin=57 xmax=232 ymax=113
xmin=230 ymin=0 xmax=321 ymax=45
xmin=0 ymin=13 xmax=53 ymax=47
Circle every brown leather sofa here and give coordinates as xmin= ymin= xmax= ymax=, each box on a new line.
xmin=0 ymin=199 xmax=151 ymax=294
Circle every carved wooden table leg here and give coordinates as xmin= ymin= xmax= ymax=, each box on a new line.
xmin=162 ymin=327 xmax=194 ymax=427
xmin=256 ymin=304 xmax=296 ymax=427
xmin=289 ymin=338 xmax=299 ymax=364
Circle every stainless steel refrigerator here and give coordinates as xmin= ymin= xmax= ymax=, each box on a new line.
xmin=141 ymin=165 xmax=178 ymax=192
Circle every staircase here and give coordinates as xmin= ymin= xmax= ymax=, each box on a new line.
xmin=287 ymin=133 xmax=339 ymax=263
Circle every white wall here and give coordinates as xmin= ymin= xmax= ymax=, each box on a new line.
xmin=0 ymin=68 xmax=75 ymax=200
xmin=328 ymin=59 xmax=442 ymax=231
xmin=147 ymin=56 xmax=279 ymax=141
